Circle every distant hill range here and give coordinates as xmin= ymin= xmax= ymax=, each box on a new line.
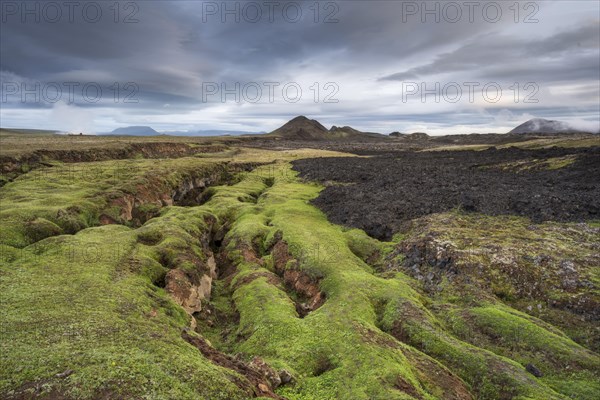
xmin=5 ymin=117 xmax=597 ymax=140
xmin=106 ymin=117 xmax=595 ymax=138
xmin=266 ymin=116 xmax=387 ymax=141
xmin=102 ymin=126 xmax=264 ymax=136
xmin=508 ymin=118 xmax=597 ymax=134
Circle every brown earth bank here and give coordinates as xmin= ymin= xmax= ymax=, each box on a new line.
xmin=292 ymin=146 xmax=600 ymax=240
xmin=15 ymin=161 xmax=261 ymax=249
xmin=182 ymin=331 xmax=286 ymax=399
xmin=0 ymin=142 xmax=227 ymax=184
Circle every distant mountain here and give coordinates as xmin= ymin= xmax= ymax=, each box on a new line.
xmin=267 ymin=116 xmax=387 ymax=141
xmin=267 ymin=116 xmax=329 ymax=140
xmin=508 ymin=118 xmax=586 ymax=134
xmin=108 ymin=126 xmax=159 ymax=136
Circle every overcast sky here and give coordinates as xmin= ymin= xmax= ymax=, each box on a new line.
xmin=1 ymin=0 xmax=599 ymax=134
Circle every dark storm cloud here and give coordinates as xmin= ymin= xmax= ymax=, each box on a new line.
xmin=1 ymin=1 xmax=504 ymax=98
xmin=1 ymin=1 xmax=223 ymax=103
xmin=0 ymin=0 xmax=598 ymax=133
xmin=379 ymin=21 xmax=600 ymax=82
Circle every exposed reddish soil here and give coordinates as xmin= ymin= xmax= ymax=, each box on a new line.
xmin=403 ymin=348 xmax=474 ymax=400
xmin=356 ymin=324 xmax=473 ymax=399
xmin=182 ymin=331 xmax=286 ymax=399
xmin=271 ymin=241 xmax=326 ymax=317
xmin=100 ymin=163 xmax=257 ymax=227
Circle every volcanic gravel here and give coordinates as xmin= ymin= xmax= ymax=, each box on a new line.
xmin=292 ymin=146 xmax=600 ymax=240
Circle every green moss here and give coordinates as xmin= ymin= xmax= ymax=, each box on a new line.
xmin=136 ymin=227 xmax=164 ymax=246
xmin=24 ymin=217 xmax=63 ymax=242
xmin=427 ymin=136 xmax=600 ymax=151
xmin=481 ymin=155 xmax=578 ymax=172
xmin=0 ymin=158 xmax=231 ymax=247
xmin=403 ymin=212 xmax=599 ymax=350
xmin=0 ymin=224 xmax=249 ymax=399
xmin=542 ymin=371 xmax=600 ymax=400
xmin=198 ymin=165 xmax=580 ymax=399
xmin=2 ymin=150 xmax=597 ymax=399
